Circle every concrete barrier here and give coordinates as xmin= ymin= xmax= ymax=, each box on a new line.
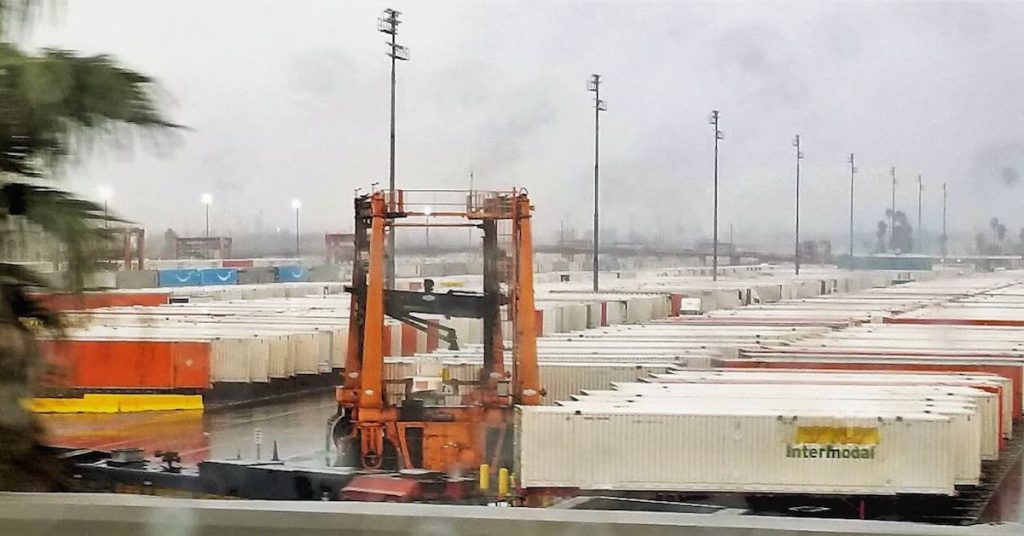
xmin=115 ymin=270 xmax=159 ymax=289
xmin=0 ymin=494 xmax=1015 ymax=536
xmin=308 ymin=264 xmax=342 ymax=282
xmin=238 ymin=267 xmax=276 ymax=285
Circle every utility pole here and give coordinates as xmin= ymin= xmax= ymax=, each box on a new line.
xmin=291 ymin=199 xmax=302 ymax=258
xmin=468 ymin=169 xmax=474 ymax=247
xmin=848 ymin=153 xmax=857 ymax=267
xmin=378 ymin=8 xmax=409 ymax=289
xmin=98 ymin=186 xmax=113 ymax=229
xmin=201 ymin=193 xmax=213 ymax=237
xmin=942 ymin=182 xmax=948 ymax=259
xmin=708 ymin=110 xmax=723 ymax=282
xmin=793 ymin=135 xmax=803 ymax=275
xmin=917 ymin=174 xmax=923 ymax=252
xmin=890 ymin=166 xmax=897 ymax=248
xmin=587 ymin=74 xmax=607 ymax=292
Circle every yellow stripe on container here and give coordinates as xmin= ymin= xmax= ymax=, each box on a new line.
xmin=795 ymin=426 xmax=879 ymax=445
xmin=24 ymin=394 xmax=203 ymax=414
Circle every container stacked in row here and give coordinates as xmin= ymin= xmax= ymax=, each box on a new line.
xmin=517 ymin=368 xmax=1006 ymax=495
xmin=515 ymin=272 xmax=1024 ymax=497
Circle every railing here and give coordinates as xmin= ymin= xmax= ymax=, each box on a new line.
xmin=383 ymin=189 xmax=518 ymax=219
xmin=0 ymin=493 xmax=1018 ymax=535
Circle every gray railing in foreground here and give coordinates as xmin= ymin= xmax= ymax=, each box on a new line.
xmin=0 ymin=493 xmax=1019 ymax=536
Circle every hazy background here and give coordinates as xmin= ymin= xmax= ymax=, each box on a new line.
xmin=20 ymin=0 xmax=1024 ymax=253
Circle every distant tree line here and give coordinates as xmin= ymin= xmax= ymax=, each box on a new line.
xmin=874 ymin=210 xmax=914 ymax=254
xmin=973 ymin=217 xmax=1024 ymax=255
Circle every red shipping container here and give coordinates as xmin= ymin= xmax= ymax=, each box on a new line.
xmin=669 ymin=294 xmax=683 ymax=317
xmin=885 ymin=317 xmax=1024 ymax=327
xmin=426 ymin=321 xmax=439 ymax=352
xmin=34 ymin=292 xmax=168 ymax=311
xmin=382 ymin=325 xmax=392 ymax=357
xmin=221 ymin=259 xmax=255 ymax=268
xmin=401 ymin=324 xmax=417 ymax=357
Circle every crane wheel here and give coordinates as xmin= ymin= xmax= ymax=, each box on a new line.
xmin=330 ymin=414 xmax=360 ymax=467
xmin=361 ymin=440 xmax=399 ymax=471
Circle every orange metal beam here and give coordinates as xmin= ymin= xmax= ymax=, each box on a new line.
xmin=359 ymin=193 xmax=387 ymax=410
xmin=514 ymin=193 xmax=541 ymax=406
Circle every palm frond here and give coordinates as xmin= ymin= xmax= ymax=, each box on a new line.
xmin=0 ymin=262 xmax=61 ymax=330
xmin=0 ymin=182 xmax=123 ymax=291
xmin=0 ymin=44 xmax=182 ymax=176
xmin=0 ymin=1 xmax=38 ymax=39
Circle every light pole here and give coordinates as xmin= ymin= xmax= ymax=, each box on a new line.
xmin=889 ymin=167 xmax=896 ymax=248
xmin=793 ymin=135 xmax=803 ymax=275
xmin=200 ymin=193 xmax=213 ymax=237
xmin=468 ymin=169 xmax=475 ymax=246
xmin=378 ymin=8 xmax=409 ymax=289
xmin=291 ymin=198 xmax=302 ymax=258
xmin=424 ymin=206 xmax=432 ymax=248
xmin=708 ymin=110 xmax=723 ymax=282
xmin=917 ymin=174 xmax=923 ymax=252
xmin=97 ymin=185 xmax=113 ymax=228
xmin=942 ymin=182 xmax=948 ymax=259
xmin=587 ymin=73 xmax=607 ymax=292
xmin=847 ymin=153 xmax=857 ymax=267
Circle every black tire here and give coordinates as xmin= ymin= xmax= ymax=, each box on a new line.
xmin=331 ymin=415 xmax=361 ymax=468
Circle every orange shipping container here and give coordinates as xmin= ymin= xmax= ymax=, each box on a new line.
xmin=41 ymin=339 xmax=210 ymax=390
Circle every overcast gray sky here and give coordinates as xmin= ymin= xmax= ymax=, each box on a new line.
xmin=22 ymin=0 xmax=1024 ymax=250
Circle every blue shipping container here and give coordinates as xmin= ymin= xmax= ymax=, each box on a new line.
xmin=200 ymin=268 xmax=239 ymax=286
xmin=158 ymin=269 xmax=202 ymax=287
xmin=275 ymin=265 xmax=308 ymax=283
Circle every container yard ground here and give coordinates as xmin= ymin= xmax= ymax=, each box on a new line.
xmin=982 ymin=457 xmax=1024 ymax=522
xmin=41 ymin=391 xmax=339 ymax=466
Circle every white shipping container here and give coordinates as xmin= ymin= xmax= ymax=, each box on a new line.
xmin=313 ymin=330 xmax=332 ymax=373
xmin=247 ymin=337 xmax=271 ymax=383
xmin=563 ymin=396 xmax=982 ymax=484
xmin=516 ymin=406 xmax=955 ymax=495
xmin=539 ymin=363 xmax=671 ymax=404
xmin=652 ymin=370 xmax=1013 ymax=440
xmin=599 ymin=383 xmax=999 ymax=461
xmin=209 ymin=338 xmax=250 ymax=383
xmin=267 ymin=334 xmax=290 ymax=379
xmin=289 ymin=332 xmax=318 ymax=376
xmin=604 ymin=301 xmax=625 ymax=325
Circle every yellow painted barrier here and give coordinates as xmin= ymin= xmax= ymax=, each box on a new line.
xmin=497 ymin=467 xmax=510 ymax=498
xmin=479 ymin=463 xmax=490 ymax=491
xmin=24 ymin=394 xmax=203 ymax=414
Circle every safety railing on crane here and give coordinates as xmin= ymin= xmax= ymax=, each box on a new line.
xmin=381 ymin=189 xmax=518 ymax=220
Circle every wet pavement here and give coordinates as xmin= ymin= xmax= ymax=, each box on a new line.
xmin=982 ymin=458 xmax=1024 ymax=523
xmin=39 ymin=392 xmax=1024 ymax=524
xmin=41 ymin=392 xmax=340 ymax=467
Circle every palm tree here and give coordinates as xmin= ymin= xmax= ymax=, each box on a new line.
xmin=0 ymin=4 xmax=178 ymax=490
xmin=875 ymin=220 xmax=888 ymax=253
